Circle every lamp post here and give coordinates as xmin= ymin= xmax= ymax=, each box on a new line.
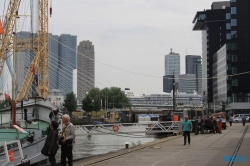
xmin=92 ymin=100 xmax=96 ymax=118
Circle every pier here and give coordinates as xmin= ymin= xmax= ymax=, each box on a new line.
xmin=73 ymin=123 xmax=249 ymax=166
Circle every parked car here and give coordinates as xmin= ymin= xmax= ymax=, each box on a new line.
xmin=233 ymin=114 xmax=250 ymax=123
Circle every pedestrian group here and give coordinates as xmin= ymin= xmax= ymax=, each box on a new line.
xmin=41 ymin=113 xmax=76 ymax=166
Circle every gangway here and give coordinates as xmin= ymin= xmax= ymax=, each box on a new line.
xmin=75 ymin=121 xmax=181 ymax=135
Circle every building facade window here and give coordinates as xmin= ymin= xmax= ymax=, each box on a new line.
xmin=226 ymin=33 xmax=231 ymax=39
xmin=227 ymin=43 xmax=237 ymax=50
xmin=198 ymin=14 xmax=206 ymax=20
xmin=226 ymin=13 xmax=231 ymax=19
xmin=232 ymin=55 xmax=237 ymax=62
xmin=232 ymin=66 xmax=238 ymax=74
xmin=231 ymin=7 xmax=237 ymax=14
xmin=231 ymin=0 xmax=236 ymax=2
xmin=226 ymin=23 xmax=231 ymax=29
xmin=232 ymin=79 xmax=238 ymax=86
xmin=231 ymin=19 xmax=237 ymax=26
xmin=231 ymin=31 xmax=237 ymax=38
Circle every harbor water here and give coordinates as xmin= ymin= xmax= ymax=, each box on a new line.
xmin=56 ymin=121 xmax=158 ymax=160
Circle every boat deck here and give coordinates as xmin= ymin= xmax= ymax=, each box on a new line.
xmin=0 ymin=121 xmax=49 ymax=143
xmin=0 ymin=129 xmax=28 ymax=142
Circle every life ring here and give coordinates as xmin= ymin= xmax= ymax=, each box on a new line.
xmin=113 ymin=124 xmax=119 ymax=132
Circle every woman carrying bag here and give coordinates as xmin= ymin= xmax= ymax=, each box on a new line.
xmin=41 ymin=120 xmax=59 ymax=166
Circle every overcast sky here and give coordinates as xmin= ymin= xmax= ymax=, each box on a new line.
xmin=0 ymin=0 xmax=224 ymax=95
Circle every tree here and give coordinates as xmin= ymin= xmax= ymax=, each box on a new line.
xmin=63 ymin=92 xmax=77 ymax=118
xmin=82 ymin=87 xmax=131 ymax=111
xmin=82 ymin=95 xmax=93 ymax=112
xmin=82 ymin=88 xmax=101 ymax=112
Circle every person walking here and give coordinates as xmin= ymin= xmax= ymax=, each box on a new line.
xmin=242 ymin=116 xmax=246 ymax=126
xmin=59 ymin=114 xmax=76 ymax=166
xmin=218 ymin=115 xmax=223 ymax=133
xmin=182 ymin=116 xmax=193 ymax=145
xmin=229 ymin=116 xmax=233 ymax=126
xmin=44 ymin=120 xmax=59 ymax=166
xmin=212 ymin=117 xmax=220 ymax=134
xmin=200 ymin=117 xmax=205 ymax=134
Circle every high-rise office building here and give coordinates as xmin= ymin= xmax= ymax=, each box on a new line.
xmin=48 ymin=33 xmax=59 ymax=90
xmin=77 ymin=40 xmax=95 ymax=100
xmin=163 ymin=75 xmax=174 ymax=93
xmin=163 ymin=50 xmax=180 ymax=93
xmin=178 ymin=74 xmax=197 ymax=94
xmin=15 ymin=32 xmax=37 ymax=97
xmin=164 ymin=50 xmax=180 ymax=76
xmin=193 ymin=1 xmax=230 ymax=105
xmin=193 ymin=0 xmax=250 ymax=113
xmin=213 ymin=44 xmax=227 ymax=102
xmin=58 ymin=34 xmax=77 ymax=96
xmin=186 ymin=55 xmax=202 ymax=95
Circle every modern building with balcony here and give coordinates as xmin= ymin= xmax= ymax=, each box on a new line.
xmin=193 ymin=0 xmax=250 ymax=115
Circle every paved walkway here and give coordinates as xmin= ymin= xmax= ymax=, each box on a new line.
xmin=74 ymin=123 xmax=250 ymax=166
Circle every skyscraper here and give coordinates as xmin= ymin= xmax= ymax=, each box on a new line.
xmin=48 ymin=33 xmax=59 ymax=90
xmin=163 ymin=75 xmax=174 ymax=93
xmin=193 ymin=1 xmax=230 ymax=105
xmin=193 ymin=0 xmax=250 ymax=113
xmin=77 ymin=40 xmax=95 ymax=100
xmin=164 ymin=50 xmax=180 ymax=76
xmin=58 ymin=34 xmax=77 ymax=96
xmin=185 ymin=55 xmax=202 ymax=94
xmin=163 ymin=50 xmax=180 ymax=93
xmin=15 ymin=31 xmax=36 ymax=97
xmin=178 ymin=74 xmax=197 ymax=94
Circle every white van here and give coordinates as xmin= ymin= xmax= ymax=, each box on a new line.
xmin=233 ymin=114 xmax=250 ymax=122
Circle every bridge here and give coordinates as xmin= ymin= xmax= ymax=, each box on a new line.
xmin=74 ymin=121 xmax=180 ymax=135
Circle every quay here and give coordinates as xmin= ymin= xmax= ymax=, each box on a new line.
xmin=74 ymin=123 xmax=250 ymax=166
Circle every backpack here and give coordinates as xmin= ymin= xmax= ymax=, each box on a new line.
xmin=243 ymin=117 xmax=246 ymax=121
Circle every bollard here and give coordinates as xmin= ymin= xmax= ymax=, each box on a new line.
xmin=125 ymin=142 xmax=129 ymax=149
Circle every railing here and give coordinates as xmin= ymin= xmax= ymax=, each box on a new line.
xmin=75 ymin=121 xmax=180 ymax=135
xmin=0 ymin=140 xmax=24 ymax=166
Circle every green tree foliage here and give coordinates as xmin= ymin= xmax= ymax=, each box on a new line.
xmin=82 ymin=95 xmax=94 ymax=112
xmin=82 ymin=87 xmax=131 ymax=111
xmin=63 ymin=92 xmax=77 ymax=117
xmin=82 ymin=88 xmax=101 ymax=112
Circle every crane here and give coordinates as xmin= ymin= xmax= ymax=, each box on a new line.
xmin=0 ymin=0 xmax=21 ymax=78
xmin=0 ymin=0 xmax=50 ymax=126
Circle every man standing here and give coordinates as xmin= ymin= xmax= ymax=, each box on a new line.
xmin=218 ymin=115 xmax=222 ymax=133
xmin=229 ymin=116 xmax=233 ymax=126
xmin=242 ymin=116 xmax=246 ymax=126
xmin=59 ymin=114 xmax=76 ymax=166
xmin=200 ymin=117 xmax=205 ymax=134
xmin=182 ymin=116 xmax=193 ymax=145
xmin=213 ymin=116 xmax=221 ymax=134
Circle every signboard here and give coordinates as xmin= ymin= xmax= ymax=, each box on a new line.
xmin=13 ymin=125 xmax=27 ymax=133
